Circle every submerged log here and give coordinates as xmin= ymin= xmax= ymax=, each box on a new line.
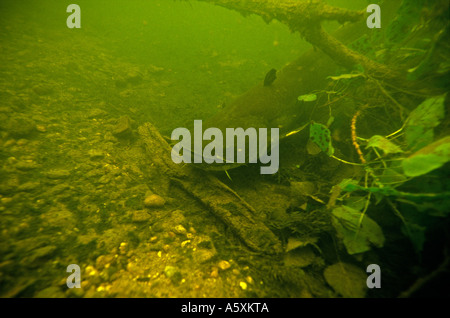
xmin=138 ymin=123 xmax=283 ymax=254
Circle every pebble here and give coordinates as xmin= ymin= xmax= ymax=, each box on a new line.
xmin=144 ymin=194 xmax=165 ymax=208
xmin=119 ymin=242 xmax=128 ymax=255
xmin=3 ymin=139 xmax=15 ymax=147
xmin=131 ymin=210 xmax=151 ymax=223
xmin=164 ymin=266 xmax=178 ymax=278
xmin=218 ymin=260 xmax=231 ymax=271
xmin=88 ymin=149 xmax=105 ymax=159
xmin=210 ymin=267 xmax=219 ymax=278
xmin=112 ymin=115 xmax=132 ymax=138
xmin=36 ymin=125 xmax=46 ymax=132
xmin=15 ymin=160 xmax=39 ymax=171
xmin=17 ymin=181 xmax=40 ymax=192
xmin=46 ymin=169 xmax=71 ymax=179
xmin=173 ymin=224 xmax=187 ymax=235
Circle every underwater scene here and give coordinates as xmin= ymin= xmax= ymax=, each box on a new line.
xmin=0 ymin=0 xmax=449 ymax=300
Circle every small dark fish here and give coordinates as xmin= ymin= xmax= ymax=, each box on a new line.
xmin=263 ymin=68 xmax=277 ymax=86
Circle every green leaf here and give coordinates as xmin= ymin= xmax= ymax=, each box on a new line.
xmin=309 ymin=122 xmax=334 ymax=156
xmin=297 ymin=94 xmax=317 ymax=102
xmin=402 ymin=136 xmax=450 ymax=177
xmin=332 ymin=205 xmax=385 ymax=255
xmin=366 ymin=135 xmax=403 ymax=155
xmin=405 ymin=95 xmax=446 ymax=151
xmin=378 ymin=168 xmax=407 ymax=187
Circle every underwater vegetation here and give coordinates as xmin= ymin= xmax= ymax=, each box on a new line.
xmin=0 ymin=0 xmax=449 ymax=299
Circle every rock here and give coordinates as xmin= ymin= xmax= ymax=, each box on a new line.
xmin=95 ymin=254 xmax=116 ymax=270
xmin=193 ymin=249 xmax=216 ymax=264
xmin=36 ymin=125 xmax=46 ymax=132
xmin=17 ymin=181 xmax=40 ymax=192
xmin=218 ymin=260 xmax=231 ymax=271
xmin=173 ymin=224 xmax=187 ymax=235
xmin=131 ymin=210 xmax=151 ymax=223
xmin=119 ymin=242 xmax=128 ymax=255
xmin=46 ymin=169 xmax=71 ymax=179
xmin=15 ymin=160 xmax=39 ymax=171
xmin=324 ymin=262 xmax=367 ymax=298
xmin=4 ymin=117 xmax=36 ymax=138
xmin=88 ymin=149 xmax=105 ymax=159
xmin=87 ymin=108 xmax=107 ymax=119
xmin=164 ymin=265 xmax=182 ymax=284
xmin=144 ymin=194 xmax=165 ymax=208
xmin=40 ymin=206 xmax=75 ymax=229
xmin=112 ymin=115 xmax=132 ymax=139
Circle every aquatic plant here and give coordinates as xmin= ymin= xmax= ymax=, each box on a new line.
xmin=308 ymin=94 xmax=449 ymax=255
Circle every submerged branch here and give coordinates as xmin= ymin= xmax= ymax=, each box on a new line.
xmin=197 ymin=0 xmax=400 ymax=80
xmin=196 ymin=0 xmax=364 ymax=28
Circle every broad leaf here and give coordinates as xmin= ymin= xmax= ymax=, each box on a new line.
xmin=309 ymin=122 xmax=334 ymax=156
xmin=366 ymin=135 xmax=403 ymax=155
xmin=332 ymin=205 xmax=385 ymax=255
xmin=405 ymin=95 xmax=445 ymax=151
xmin=402 ymin=136 xmax=450 ymax=177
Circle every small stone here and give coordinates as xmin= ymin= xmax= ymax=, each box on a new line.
xmin=87 ymin=108 xmax=107 ymax=119
xmin=164 ymin=265 xmax=182 ymax=284
xmin=119 ymin=242 xmax=128 ymax=255
xmin=36 ymin=125 xmax=46 ymax=132
xmin=218 ymin=260 xmax=231 ymax=271
xmin=210 ymin=268 xmax=219 ymax=278
xmin=194 ymin=249 xmax=216 ymax=264
xmin=15 ymin=160 xmax=39 ymax=171
xmin=5 ymin=117 xmax=36 ymax=138
xmin=46 ymin=169 xmax=71 ymax=179
xmin=144 ymin=194 xmax=165 ymax=208
xmin=131 ymin=210 xmax=151 ymax=223
xmin=85 ymin=265 xmax=98 ymax=277
xmin=17 ymin=181 xmax=40 ymax=192
xmin=16 ymin=139 xmax=28 ymax=146
xmin=88 ymin=149 xmax=104 ymax=159
xmin=3 ymin=139 xmax=15 ymax=147
xmin=95 ymin=254 xmax=115 ymax=270
xmin=173 ymin=224 xmax=187 ymax=235
xmin=112 ymin=115 xmax=132 ymax=139
xmin=127 ymin=262 xmax=139 ymax=274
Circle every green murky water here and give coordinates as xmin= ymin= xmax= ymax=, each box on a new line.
xmin=0 ymin=0 xmax=449 ymax=299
